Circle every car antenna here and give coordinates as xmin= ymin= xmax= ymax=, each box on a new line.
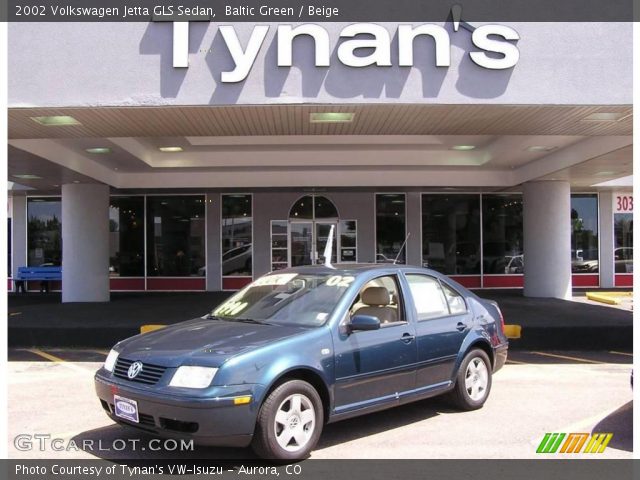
xmin=393 ymin=232 xmax=411 ymax=264
xmin=323 ymin=225 xmax=336 ymax=268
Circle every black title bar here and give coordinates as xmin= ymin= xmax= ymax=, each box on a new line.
xmin=2 ymin=0 xmax=636 ymax=22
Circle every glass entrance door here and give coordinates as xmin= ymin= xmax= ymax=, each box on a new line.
xmin=289 ymin=221 xmax=338 ymax=266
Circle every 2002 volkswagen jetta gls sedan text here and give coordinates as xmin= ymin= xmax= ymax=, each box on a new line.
xmin=95 ymin=264 xmax=508 ymax=460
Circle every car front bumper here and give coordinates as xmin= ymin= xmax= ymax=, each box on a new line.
xmin=94 ymin=372 xmax=261 ymax=447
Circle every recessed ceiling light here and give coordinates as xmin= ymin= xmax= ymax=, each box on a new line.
xmin=85 ymin=147 xmax=111 ymax=154
xmin=581 ymin=112 xmax=627 ymax=122
xmin=451 ymin=145 xmax=475 ymax=151
xmin=73 ymin=180 xmax=80 ymax=184
xmin=31 ymin=115 xmax=81 ymax=126
xmin=595 ymin=171 xmax=617 ymax=176
xmin=12 ymin=174 xmax=42 ymax=180
xmin=309 ymin=112 xmax=354 ymax=123
xmin=526 ymin=146 xmax=556 ymax=152
xmin=52 ymin=184 xmax=60 ymax=187
xmin=159 ymin=146 xmax=183 ymax=152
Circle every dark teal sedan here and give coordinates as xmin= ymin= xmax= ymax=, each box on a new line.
xmin=95 ymin=264 xmax=508 ymax=460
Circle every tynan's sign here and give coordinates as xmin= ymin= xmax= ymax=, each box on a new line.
xmin=171 ymin=22 xmax=520 ymax=82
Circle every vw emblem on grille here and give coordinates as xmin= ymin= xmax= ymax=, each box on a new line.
xmin=127 ymin=361 xmax=143 ymax=379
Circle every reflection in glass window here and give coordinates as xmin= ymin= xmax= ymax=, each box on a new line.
xmin=422 ymin=195 xmax=480 ymax=274
xmin=271 ymin=220 xmax=289 ymax=272
xmin=109 ymin=197 xmax=144 ymax=277
xmin=27 ymin=197 xmax=62 ymax=266
xmin=146 ymin=196 xmax=205 ymax=277
xmin=571 ymin=194 xmax=599 ymax=273
xmin=405 ymin=274 xmax=449 ymax=320
xmin=482 ymin=195 xmax=524 ymax=274
xmin=222 ymin=194 xmax=252 ymax=277
xmin=614 ymin=213 xmax=633 ymax=273
xmin=376 ymin=194 xmax=406 ymax=264
xmin=289 ymin=195 xmax=338 ymax=219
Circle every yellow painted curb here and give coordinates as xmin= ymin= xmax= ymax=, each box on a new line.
xmin=586 ymin=291 xmax=633 ymax=305
xmin=503 ymin=324 xmax=521 ymax=339
xmin=140 ymin=324 xmax=167 ymax=334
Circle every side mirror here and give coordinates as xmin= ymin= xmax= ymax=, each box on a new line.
xmin=348 ymin=315 xmax=381 ymax=333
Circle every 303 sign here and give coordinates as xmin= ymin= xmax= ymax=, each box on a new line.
xmin=614 ymin=194 xmax=633 ymax=213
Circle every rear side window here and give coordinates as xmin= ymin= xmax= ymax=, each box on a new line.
xmin=405 ymin=274 xmax=449 ymax=320
xmin=441 ymin=283 xmax=467 ymax=314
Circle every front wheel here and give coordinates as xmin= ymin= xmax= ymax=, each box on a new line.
xmin=449 ymin=349 xmax=492 ymax=410
xmin=252 ymin=380 xmax=324 ymax=461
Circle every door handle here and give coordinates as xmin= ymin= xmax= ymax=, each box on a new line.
xmin=401 ymin=333 xmax=415 ymax=343
xmin=456 ymin=322 xmax=467 ymax=332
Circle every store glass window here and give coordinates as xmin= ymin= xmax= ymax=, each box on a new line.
xmin=422 ymin=194 xmax=480 ymax=275
xmin=109 ymin=197 xmax=144 ymax=277
xmin=482 ymin=195 xmax=524 ymax=274
xmin=614 ymin=213 xmax=633 ymax=273
xmin=271 ymin=220 xmax=289 ymax=271
xmin=571 ymin=194 xmax=599 ymax=273
xmin=339 ymin=220 xmax=357 ymax=262
xmin=376 ymin=194 xmax=406 ymax=264
xmin=27 ymin=197 xmax=62 ymax=266
xmin=222 ymin=194 xmax=253 ymax=277
xmin=146 ymin=196 xmax=205 ymax=277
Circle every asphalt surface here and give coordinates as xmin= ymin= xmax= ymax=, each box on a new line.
xmin=7 ymin=348 xmax=633 ymax=460
xmin=8 ymin=289 xmax=634 ymax=349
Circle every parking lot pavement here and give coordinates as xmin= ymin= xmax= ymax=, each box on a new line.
xmin=7 ymin=349 xmax=633 ymax=460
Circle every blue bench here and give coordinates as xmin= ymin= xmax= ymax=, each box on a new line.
xmin=15 ymin=266 xmax=62 ymax=293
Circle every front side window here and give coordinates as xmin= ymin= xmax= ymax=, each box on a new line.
xmin=146 ymin=196 xmax=205 ymax=277
xmin=27 ymin=197 xmax=62 ymax=266
xmin=405 ymin=274 xmax=449 ymax=320
xmin=212 ymin=272 xmax=355 ymax=327
xmin=349 ymin=275 xmax=404 ymax=325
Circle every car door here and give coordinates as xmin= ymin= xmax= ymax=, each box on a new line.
xmin=332 ymin=274 xmax=417 ymax=413
xmin=403 ymin=273 xmax=470 ymax=389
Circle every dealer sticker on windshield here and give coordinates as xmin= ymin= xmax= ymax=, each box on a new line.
xmin=114 ymin=395 xmax=139 ymax=423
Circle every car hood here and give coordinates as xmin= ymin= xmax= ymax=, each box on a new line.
xmin=116 ymin=318 xmax=309 ymax=367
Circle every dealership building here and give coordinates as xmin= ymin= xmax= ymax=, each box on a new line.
xmin=7 ymin=21 xmax=633 ymax=302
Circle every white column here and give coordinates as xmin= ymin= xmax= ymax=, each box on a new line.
xmin=523 ymin=181 xmax=572 ymax=299
xmin=62 ymin=184 xmax=110 ymax=302
xmin=598 ymin=191 xmax=615 ymax=288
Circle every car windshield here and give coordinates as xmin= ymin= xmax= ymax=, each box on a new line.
xmin=210 ymin=272 xmax=356 ymax=327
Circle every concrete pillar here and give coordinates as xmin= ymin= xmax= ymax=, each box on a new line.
xmin=205 ymin=193 xmax=222 ymax=291
xmin=523 ymin=181 xmax=572 ymax=299
xmin=61 ymin=184 xmax=109 ymax=302
xmin=406 ymin=192 xmax=422 ymax=267
xmin=598 ymin=191 xmax=615 ymax=288
xmin=11 ymin=195 xmax=27 ymax=280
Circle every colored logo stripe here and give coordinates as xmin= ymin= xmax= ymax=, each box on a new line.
xmin=537 ymin=433 xmax=613 ymax=454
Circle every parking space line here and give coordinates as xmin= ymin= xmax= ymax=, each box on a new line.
xmin=506 ymin=359 xmax=527 ymax=365
xmin=609 ymin=351 xmax=633 ymax=357
xmin=529 ymin=351 xmax=603 ymax=364
xmin=25 ymin=349 xmax=93 ymax=374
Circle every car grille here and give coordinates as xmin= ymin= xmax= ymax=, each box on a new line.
xmin=113 ymin=357 xmax=167 ymax=385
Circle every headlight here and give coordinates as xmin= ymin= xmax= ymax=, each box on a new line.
xmin=169 ymin=366 xmax=218 ymax=389
xmin=104 ymin=349 xmax=119 ymax=372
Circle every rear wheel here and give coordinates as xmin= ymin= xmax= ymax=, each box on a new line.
xmin=252 ymin=380 xmax=324 ymax=460
xmin=449 ymin=349 xmax=492 ymax=410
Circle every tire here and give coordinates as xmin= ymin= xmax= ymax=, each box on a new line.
xmin=449 ymin=349 xmax=492 ymax=411
xmin=251 ymin=380 xmax=324 ymax=461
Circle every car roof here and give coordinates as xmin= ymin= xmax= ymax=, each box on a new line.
xmin=272 ymin=263 xmax=436 ymax=276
